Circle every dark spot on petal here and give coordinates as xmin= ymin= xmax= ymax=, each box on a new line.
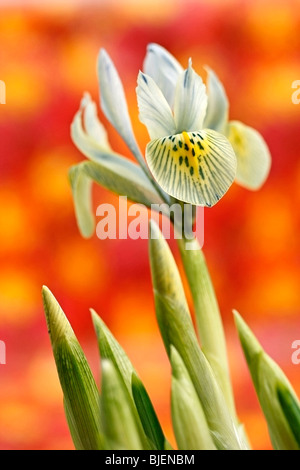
xmin=185 ymin=156 xmax=189 ymax=167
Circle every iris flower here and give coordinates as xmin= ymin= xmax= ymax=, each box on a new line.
xmin=71 ymin=44 xmax=271 ymax=228
xmin=137 ymin=43 xmax=271 ymax=207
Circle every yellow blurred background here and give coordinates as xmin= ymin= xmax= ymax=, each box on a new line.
xmin=0 ymin=0 xmax=299 ymax=450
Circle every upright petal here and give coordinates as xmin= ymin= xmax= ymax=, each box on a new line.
xmin=136 ymin=71 xmax=176 ymax=140
xmin=97 ymin=49 xmax=142 ymax=161
xmin=203 ymin=68 xmax=229 ymax=133
xmin=227 ymin=121 xmax=271 ymax=190
xmin=173 ymin=62 xmax=207 ymax=134
xmin=143 ymin=43 xmax=183 ymax=108
xmin=80 ymin=93 xmax=111 ymax=150
xmin=146 ymin=130 xmax=236 ymax=206
xmin=71 ymin=109 xmax=112 ymax=162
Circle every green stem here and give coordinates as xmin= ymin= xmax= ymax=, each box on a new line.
xmin=177 ymin=235 xmax=236 ymax=417
xmin=177 ymin=234 xmax=252 ymax=448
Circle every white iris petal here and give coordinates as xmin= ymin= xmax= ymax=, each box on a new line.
xmin=136 ymin=71 xmax=176 ymax=140
xmin=137 ymin=56 xmax=236 ymax=207
xmin=143 ymin=43 xmax=183 ymax=108
xmin=174 ymin=61 xmax=207 ymax=133
xmin=203 ymin=68 xmax=229 ymax=133
xmin=81 ymin=93 xmax=111 ymax=150
xmin=97 ymin=49 xmax=142 ymax=160
xmin=227 ymin=121 xmax=271 ymax=190
xmin=201 ymin=68 xmax=271 ymax=189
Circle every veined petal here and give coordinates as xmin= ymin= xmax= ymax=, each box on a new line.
xmin=97 ymin=49 xmax=142 ymax=160
xmin=203 ymin=67 xmax=229 ymax=133
xmin=174 ymin=62 xmax=207 ymax=133
xmin=146 ymin=130 xmax=237 ymax=207
xmin=143 ymin=43 xmax=183 ymax=108
xmin=80 ymin=93 xmax=111 ymax=151
xmin=136 ymin=71 xmax=176 ymax=140
xmin=227 ymin=121 xmax=271 ymax=190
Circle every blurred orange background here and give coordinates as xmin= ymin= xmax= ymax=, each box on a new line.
xmin=0 ymin=0 xmax=299 ymax=450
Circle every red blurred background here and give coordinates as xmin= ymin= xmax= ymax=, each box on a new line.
xmin=0 ymin=0 xmax=299 ymax=450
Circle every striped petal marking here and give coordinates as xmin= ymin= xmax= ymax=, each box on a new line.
xmin=146 ymin=130 xmax=237 ymax=207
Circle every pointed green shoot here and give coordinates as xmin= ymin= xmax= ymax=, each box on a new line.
xmin=234 ymin=310 xmax=300 ymax=450
xmin=171 ymin=346 xmax=217 ymax=450
xmin=277 ymin=385 xmax=300 ymax=448
xmin=101 ymin=359 xmax=144 ymax=450
xmin=91 ymin=310 xmax=166 ymax=449
xmin=42 ymin=286 xmax=103 ymax=450
xmin=149 ymin=221 xmax=244 ymax=450
xmin=91 ymin=309 xmax=134 ymax=393
xmin=131 ymin=372 xmax=165 ymax=450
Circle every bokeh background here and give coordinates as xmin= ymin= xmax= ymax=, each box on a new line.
xmin=0 ymin=0 xmax=299 ymax=450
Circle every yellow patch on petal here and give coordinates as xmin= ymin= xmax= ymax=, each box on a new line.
xmin=227 ymin=121 xmax=271 ymax=190
xmin=146 ymin=130 xmax=236 ymax=207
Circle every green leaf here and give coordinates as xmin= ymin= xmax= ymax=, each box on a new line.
xmin=101 ymin=360 xmax=144 ymax=450
xmin=170 ymin=346 xmax=217 ymax=450
xmin=277 ymin=385 xmax=300 ymax=447
xmin=148 ymin=221 xmax=244 ymax=450
xmin=63 ymin=399 xmax=87 ymax=450
xmin=91 ymin=310 xmax=166 ymax=450
xmin=234 ymin=310 xmax=300 ymax=450
xmin=131 ymin=372 xmax=165 ymax=450
xmin=42 ymin=286 xmax=103 ymax=450
xmin=164 ymin=440 xmax=173 ymax=450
